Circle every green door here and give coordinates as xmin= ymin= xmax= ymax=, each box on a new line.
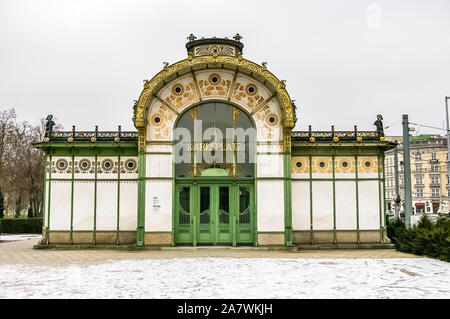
xmin=174 ymin=183 xmax=254 ymax=246
xmin=236 ymin=185 xmax=254 ymax=244
xmin=196 ymin=185 xmax=233 ymax=245
xmin=216 ymin=185 xmax=232 ymax=244
xmin=174 ymin=185 xmax=193 ymax=244
xmin=197 ymin=186 xmax=213 ymax=244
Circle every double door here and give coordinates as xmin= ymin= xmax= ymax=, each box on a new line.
xmin=175 ymin=183 xmax=254 ymax=246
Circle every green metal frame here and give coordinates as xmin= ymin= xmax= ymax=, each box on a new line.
xmin=174 ymin=181 xmax=255 ymax=246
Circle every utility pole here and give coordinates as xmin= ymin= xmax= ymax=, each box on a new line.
xmin=446 ymin=97 xmax=450 ymax=214
xmin=394 ymin=147 xmax=401 ymax=218
xmin=402 ymin=114 xmax=413 ymax=226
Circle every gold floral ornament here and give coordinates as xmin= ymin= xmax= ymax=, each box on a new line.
xmin=313 ymin=157 xmax=332 ymax=174
xmin=166 ymin=82 xmax=196 ymax=110
xmin=90 ymin=137 xmax=96 ymax=142
xmin=55 ymin=159 xmax=69 ymax=172
xmin=151 ymin=114 xmax=163 ymax=126
xmin=201 ymin=73 xmax=226 ymax=97
xmin=357 ymin=136 xmax=363 ymax=142
xmin=171 ymin=83 xmax=185 ymax=96
xmin=292 ymin=157 xmax=309 ymax=174
xmin=78 ymin=159 xmax=91 ymax=172
xmin=358 ymin=157 xmax=378 ymax=173
xmin=67 ymin=137 xmax=73 ymax=142
xmin=335 ymin=158 xmax=355 ymax=174
xmin=266 ymin=114 xmax=279 ymax=127
xmin=309 ymin=136 xmax=316 ymax=143
xmin=380 ymin=136 xmax=386 ymax=142
xmin=333 ymin=136 xmax=339 ymax=142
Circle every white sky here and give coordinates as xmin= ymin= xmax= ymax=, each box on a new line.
xmin=1 ymin=0 xmax=449 ymax=136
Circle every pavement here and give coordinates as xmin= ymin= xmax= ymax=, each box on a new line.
xmin=0 ymin=237 xmax=419 ymax=266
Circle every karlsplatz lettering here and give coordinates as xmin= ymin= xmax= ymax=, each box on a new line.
xmin=186 ymin=142 xmax=244 ymax=152
xmin=177 ymin=303 xmax=211 ymax=317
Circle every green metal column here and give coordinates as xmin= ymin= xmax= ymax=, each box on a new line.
xmin=380 ymin=152 xmax=386 ymax=243
xmin=93 ymin=153 xmax=98 ymax=245
xmin=284 ymin=153 xmax=293 ymax=246
xmin=116 ymin=151 xmax=121 ymax=245
xmin=45 ymin=153 xmax=52 ymax=244
xmin=232 ymin=183 xmax=237 ymax=247
xmin=136 ymin=152 xmax=146 ymax=247
xmin=69 ymin=152 xmax=75 ymax=245
xmin=309 ymin=155 xmax=314 ymax=245
xmin=192 ymin=183 xmax=197 ymax=247
xmin=355 ymin=155 xmax=360 ymax=244
xmin=332 ymin=154 xmax=337 ymax=245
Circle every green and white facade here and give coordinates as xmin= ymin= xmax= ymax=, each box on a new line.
xmin=34 ymin=37 xmax=395 ymax=247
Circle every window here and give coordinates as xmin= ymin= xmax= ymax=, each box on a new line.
xmin=431 ymin=176 xmax=440 ymax=185
xmin=415 ymin=152 xmax=422 ymax=160
xmin=416 ymin=188 xmax=424 ymax=197
xmin=431 ymin=188 xmax=440 ymax=197
xmin=430 ymin=164 xmax=439 ymax=172
xmin=431 ymin=152 xmax=437 ymax=160
xmin=415 ymin=164 xmax=422 ymax=173
xmin=415 ymin=177 xmax=423 ymax=185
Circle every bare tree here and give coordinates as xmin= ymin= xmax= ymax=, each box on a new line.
xmin=0 ymin=108 xmax=61 ymax=218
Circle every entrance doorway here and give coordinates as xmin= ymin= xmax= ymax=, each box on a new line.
xmin=174 ymin=183 xmax=254 ymax=246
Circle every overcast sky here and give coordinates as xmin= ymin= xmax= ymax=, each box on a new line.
xmin=1 ymin=0 xmax=449 ymax=136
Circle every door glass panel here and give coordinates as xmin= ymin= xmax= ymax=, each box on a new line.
xmin=199 ymin=187 xmax=210 ymax=228
xmin=218 ymin=187 xmax=230 ymax=228
xmin=178 ymin=187 xmax=190 ymax=226
xmin=239 ymin=186 xmax=251 ymax=229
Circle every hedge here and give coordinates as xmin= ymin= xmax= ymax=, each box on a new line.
xmin=386 ymin=215 xmax=450 ymax=262
xmin=0 ymin=218 xmax=42 ymax=234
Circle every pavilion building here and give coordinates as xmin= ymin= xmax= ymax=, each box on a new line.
xmin=34 ymin=36 xmax=395 ymax=248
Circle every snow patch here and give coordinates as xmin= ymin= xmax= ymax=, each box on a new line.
xmin=0 ymin=257 xmax=449 ymax=299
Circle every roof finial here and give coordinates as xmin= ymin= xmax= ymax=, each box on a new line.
xmin=187 ymin=33 xmax=197 ymax=42
xmin=233 ymin=33 xmax=242 ymax=42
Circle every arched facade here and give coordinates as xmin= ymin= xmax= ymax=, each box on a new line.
xmin=136 ymin=39 xmax=296 ymax=245
xmin=34 ymin=36 xmax=396 ymax=248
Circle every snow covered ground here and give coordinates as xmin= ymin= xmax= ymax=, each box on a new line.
xmin=1 ymin=257 xmax=449 ymax=299
xmin=0 ymin=234 xmax=41 ymax=242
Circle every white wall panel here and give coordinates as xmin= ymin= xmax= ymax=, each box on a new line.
xmin=43 ymin=181 xmax=49 ymax=227
xmin=119 ymin=182 xmax=138 ymax=231
xmin=257 ymin=180 xmax=284 ymax=232
xmin=292 ymin=181 xmax=310 ymax=230
xmin=145 ymin=180 xmax=172 ymax=231
xmin=257 ymin=154 xmax=283 ymax=177
xmin=96 ymin=182 xmax=118 ymax=231
xmin=312 ymin=181 xmax=333 ymax=230
xmin=146 ymin=144 xmax=173 ymax=153
xmin=49 ymin=181 xmax=71 ymax=230
xmin=358 ymin=181 xmax=380 ymax=229
xmin=146 ymin=154 xmax=172 ymax=178
xmin=335 ymin=181 xmax=357 ymax=230
xmin=72 ymin=182 xmax=95 ymax=230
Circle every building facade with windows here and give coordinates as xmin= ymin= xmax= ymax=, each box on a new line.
xmin=34 ymin=36 xmax=395 ymax=248
xmin=385 ymin=134 xmax=449 ymax=215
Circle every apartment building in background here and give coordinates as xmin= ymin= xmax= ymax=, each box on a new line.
xmin=385 ymin=134 xmax=449 ymax=215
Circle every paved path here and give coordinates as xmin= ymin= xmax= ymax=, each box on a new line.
xmin=0 ymin=237 xmax=418 ymax=266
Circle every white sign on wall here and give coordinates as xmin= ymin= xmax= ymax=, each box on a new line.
xmin=153 ymin=196 xmax=161 ymax=213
